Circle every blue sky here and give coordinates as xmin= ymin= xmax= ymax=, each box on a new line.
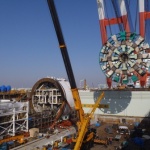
xmin=0 ymin=0 xmax=106 ymax=88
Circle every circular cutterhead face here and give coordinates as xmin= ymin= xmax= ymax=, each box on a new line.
xmin=99 ymin=32 xmax=150 ymax=84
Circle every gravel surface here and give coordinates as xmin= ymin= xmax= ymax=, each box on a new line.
xmin=90 ymin=122 xmax=150 ymax=150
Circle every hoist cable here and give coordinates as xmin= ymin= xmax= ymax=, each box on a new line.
xmin=147 ymin=0 xmax=150 ymax=42
xmin=126 ymin=0 xmax=134 ymax=32
xmin=145 ymin=0 xmax=149 ymax=40
xmin=122 ymin=0 xmax=128 ymax=31
xmin=134 ymin=0 xmax=138 ymax=33
xmin=111 ymin=0 xmax=123 ymax=32
xmin=123 ymin=0 xmax=131 ymax=31
xmin=145 ymin=0 xmax=147 ymax=39
xmin=104 ymin=0 xmax=112 ymax=35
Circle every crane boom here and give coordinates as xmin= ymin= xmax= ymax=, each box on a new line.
xmin=47 ymin=0 xmax=76 ymax=89
xmin=46 ymin=0 xmax=105 ymax=149
xmin=47 ymin=0 xmax=84 ymax=124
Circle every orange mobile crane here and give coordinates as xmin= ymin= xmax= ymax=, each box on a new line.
xmin=46 ymin=0 xmax=104 ymax=149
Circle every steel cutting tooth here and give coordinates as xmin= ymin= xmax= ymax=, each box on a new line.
xmin=101 ymin=65 xmax=107 ymax=70
xmin=108 ymin=61 xmax=113 ymax=68
xmin=100 ymin=57 xmax=108 ymax=62
xmin=114 ymin=61 xmax=121 ymax=68
xmin=138 ymin=69 xmax=146 ymax=76
xmin=135 ymin=47 xmax=140 ymax=53
xmin=122 ymin=63 xmax=127 ymax=70
xmin=127 ymin=46 xmax=134 ymax=54
xmin=114 ymin=48 xmax=120 ymax=55
xmin=126 ymin=40 xmax=133 ymax=47
xmin=111 ymin=35 xmax=121 ymax=47
xmin=143 ymin=62 xmax=147 ymax=67
xmin=142 ymin=53 xmax=150 ymax=59
xmin=108 ymin=50 xmax=113 ymax=57
xmin=121 ymin=45 xmax=126 ymax=52
xmin=112 ymin=56 xmax=119 ymax=61
xmin=114 ymin=42 xmax=121 ymax=48
xmin=106 ymin=70 xmax=114 ymax=78
xmin=142 ymin=43 xmax=149 ymax=49
xmin=115 ymin=69 xmax=122 ymax=74
xmin=128 ymin=68 xmax=135 ymax=73
xmin=135 ymin=36 xmax=144 ymax=45
xmin=129 ymin=54 xmax=137 ymax=59
xmin=139 ymin=47 xmax=144 ymax=51
xmin=128 ymin=60 xmax=135 ymax=67
xmin=101 ymin=46 xmax=106 ymax=53
xmin=111 ymin=34 xmax=117 ymax=41
xmin=140 ymin=62 xmax=147 ymax=67
xmin=133 ymin=64 xmax=140 ymax=71
xmin=137 ymin=59 xmax=142 ymax=64
xmin=106 ymin=41 xmax=113 ymax=48
xmin=106 ymin=64 xmax=110 ymax=69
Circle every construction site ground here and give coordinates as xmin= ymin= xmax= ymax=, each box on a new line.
xmin=2 ymin=121 xmax=150 ymax=150
xmin=90 ymin=122 xmax=150 ymax=150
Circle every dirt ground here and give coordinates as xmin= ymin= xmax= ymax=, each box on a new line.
xmin=91 ymin=122 xmax=124 ymax=150
xmin=90 ymin=122 xmax=150 ymax=150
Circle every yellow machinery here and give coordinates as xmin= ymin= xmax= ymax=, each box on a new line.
xmin=82 ymin=103 xmax=109 ymax=108
xmin=94 ymin=139 xmax=108 ymax=145
xmin=46 ymin=0 xmax=105 ymax=149
xmin=0 ymin=135 xmax=25 ymax=145
xmin=72 ymin=91 xmax=104 ymax=150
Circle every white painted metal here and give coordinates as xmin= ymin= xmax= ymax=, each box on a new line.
xmin=79 ymin=90 xmax=150 ymax=118
xmin=57 ymin=78 xmax=74 ymax=108
xmin=0 ymin=99 xmax=10 ymax=103
xmin=32 ymin=87 xmax=62 ymax=112
xmin=97 ymin=0 xmax=105 ymax=20
xmin=118 ymin=0 xmax=127 ymax=16
xmin=32 ymin=78 xmax=74 ymax=112
xmin=0 ymin=101 xmax=29 ymax=136
xmin=0 ymin=100 xmax=26 ymax=113
xmin=139 ymin=0 xmax=144 ymax=12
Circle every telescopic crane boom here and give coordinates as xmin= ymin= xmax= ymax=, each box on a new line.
xmin=47 ymin=0 xmax=104 ymax=149
xmin=47 ymin=0 xmax=84 ymax=128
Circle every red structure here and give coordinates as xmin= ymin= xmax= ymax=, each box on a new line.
xmin=97 ymin=0 xmax=150 ymax=88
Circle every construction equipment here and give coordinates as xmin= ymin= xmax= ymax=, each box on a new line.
xmin=82 ymin=103 xmax=109 ymax=108
xmin=0 ymin=135 xmax=25 ymax=145
xmin=72 ymin=92 xmax=104 ymax=149
xmin=46 ymin=0 xmax=104 ymax=149
xmin=94 ymin=139 xmax=108 ymax=146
